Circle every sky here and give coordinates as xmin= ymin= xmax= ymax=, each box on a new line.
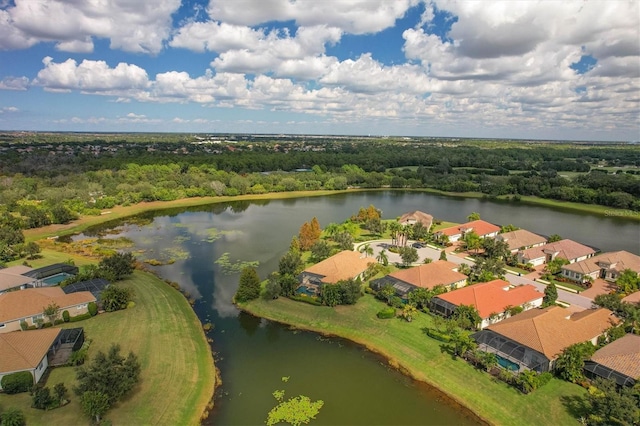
xmin=0 ymin=0 xmax=638 ymax=141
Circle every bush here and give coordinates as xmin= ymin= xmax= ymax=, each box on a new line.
xmin=88 ymin=302 xmax=98 ymax=316
xmin=1 ymin=371 xmax=33 ymax=394
xmin=62 ymin=310 xmax=70 ymax=322
xmin=0 ymin=408 xmax=26 ymax=426
xmin=68 ymin=348 xmax=89 ymax=366
xmin=69 ymin=312 xmax=92 ymax=322
xmin=32 ymin=386 xmax=53 ymax=410
xmin=126 ymin=301 xmax=136 ymax=309
xmin=19 ymin=320 xmax=28 ymax=330
xmin=54 ymin=319 xmax=65 ymax=325
xmin=426 ymin=328 xmax=451 ymax=342
xmin=376 ymin=307 xmax=396 ymax=319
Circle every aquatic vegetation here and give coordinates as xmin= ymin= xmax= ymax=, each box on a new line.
xmin=214 ymin=253 xmax=259 ymax=274
xmin=173 ymin=235 xmax=191 ymax=244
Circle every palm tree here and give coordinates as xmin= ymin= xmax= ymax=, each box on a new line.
xmin=359 ymin=243 xmax=374 ymax=258
xmin=388 ymin=222 xmax=401 ymax=246
xmin=401 ymin=304 xmax=418 ymax=322
xmin=376 ymin=249 xmax=389 ymax=266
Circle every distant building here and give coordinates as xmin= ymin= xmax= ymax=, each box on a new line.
xmin=518 ymin=239 xmax=596 ymax=266
xmin=496 ymin=229 xmax=547 ymax=253
xmin=369 ymin=260 xmax=467 ymax=298
xmin=584 ymin=333 xmax=639 ymax=387
xmin=398 ymin=211 xmax=433 ymax=232
xmin=561 ymin=250 xmax=640 ymax=283
xmin=435 ymin=220 xmax=501 ymax=242
xmin=298 ymin=251 xmax=375 ymax=294
xmin=431 ymin=279 xmax=544 ymax=329
xmin=0 ymin=265 xmax=36 ymax=295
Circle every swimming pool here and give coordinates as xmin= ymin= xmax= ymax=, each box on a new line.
xmin=41 ymin=273 xmax=73 ymax=286
xmin=497 ymin=355 xmax=520 ymax=371
xmin=296 ymin=285 xmax=318 ymax=297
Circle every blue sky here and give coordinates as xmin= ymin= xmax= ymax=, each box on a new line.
xmin=0 ymin=0 xmax=638 ymax=141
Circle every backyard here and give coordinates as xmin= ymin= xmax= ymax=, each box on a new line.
xmin=0 ymin=270 xmax=216 ymax=425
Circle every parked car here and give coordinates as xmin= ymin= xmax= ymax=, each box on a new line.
xmin=412 ymin=242 xmax=425 ymax=249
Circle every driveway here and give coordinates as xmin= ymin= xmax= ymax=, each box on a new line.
xmin=504 ymin=272 xmax=595 ymax=309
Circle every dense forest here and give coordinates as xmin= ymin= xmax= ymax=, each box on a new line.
xmin=0 ymin=134 xmax=639 ymax=242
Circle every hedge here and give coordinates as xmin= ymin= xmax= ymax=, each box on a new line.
xmin=88 ymin=302 xmax=98 ymax=316
xmin=376 ymin=307 xmax=396 ymax=319
xmin=69 ymin=312 xmax=92 ymax=323
xmin=288 ymin=295 xmax=323 ymax=306
xmin=426 ymin=328 xmax=451 ymax=342
xmin=1 ymin=371 xmax=33 ymax=394
xmin=62 ymin=310 xmax=70 ymax=322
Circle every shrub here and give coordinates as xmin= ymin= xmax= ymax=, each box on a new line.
xmin=376 ymin=307 xmax=396 ymax=319
xmin=389 ymin=296 xmax=404 ymax=309
xmin=20 ymin=320 xmax=28 ymax=330
xmin=126 ymin=301 xmax=136 ymax=309
xmin=62 ymin=310 xmax=70 ymax=322
xmin=288 ymin=295 xmax=323 ymax=306
xmin=0 ymin=408 xmax=26 ymax=426
xmin=54 ymin=319 xmax=65 ymax=325
xmin=32 ymin=386 xmax=53 ymax=410
xmin=1 ymin=371 xmax=33 ymax=394
xmin=426 ymin=328 xmax=451 ymax=342
xmin=68 ymin=348 xmax=89 ymax=366
xmin=69 ymin=312 xmax=92 ymax=322
xmin=88 ymin=302 xmax=98 ymax=316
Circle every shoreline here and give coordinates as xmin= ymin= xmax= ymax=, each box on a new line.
xmin=24 ymin=188 xmax=639 ymax=242
xmin=238 ymin=302 xmax=491 ymax=426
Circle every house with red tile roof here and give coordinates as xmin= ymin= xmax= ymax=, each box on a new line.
xmin=431 ymin=279 xmax=544 ymax=329
xmin=473 ymin=306 xmax=618 ymax=372
xmin=584 ymin=333 xmax=640 ymax=387
xmin=398 ymin=211 xmax=433 ymax=232
xmin=622 ymin=291 xmax=640 ymax=305
xmin=435 ymin=220 xmax=500 ymax=242
xmin=0 ymin=287 xmax=96 ymax=333
xmin=0 ymin=328 xmax=61 ymax=389
xmin=496 ymin=229 xmax=547 ymax=253
xmin=299 ymin=251 xmax=375 ymax=294
xmin=369 ymin=260 xmax=467 ymax=298
xmin=518 ymin=239 xmax=597 ymax=267
xmin=561 ymin=250 xmax=640 ymax=283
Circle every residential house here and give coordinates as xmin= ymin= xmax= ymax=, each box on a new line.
xmin=398 ymin=211 xmax=433 ymax=232
xmin=0 ymin=265 xmax=36 ymax=295
xmin=298 ymin=251 xmax=375 ymax=294
xmin=518 ymin=239 xmax=596 ymax=267
xmin=561 ymin=250 xmax=640 ymax=283
xmin=622 ymin=291 xmax=640 ymax=305
xmin=431 ymin=279 xmax=544 ymax=329
xmin=0 ymin=328 xmax=61 ymax=389
xmin=584 ymin=333 xmax=640 ymax=387
xmin=369 ymin=260 xmax=467 ymax=298
xmin=472 ymin=306 xmax=617 ymax=372
xmin=0 ymin=287 xmax=96 ymax=333
xmin=496 ymin=229 xmax=547 ymax=253
xmin=435 ymin=220 xmax=501 ymax=242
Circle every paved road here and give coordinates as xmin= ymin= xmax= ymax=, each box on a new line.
xmin=504 ymin=272 xmax=595 ymax=309
xmin=358 ymin=238 xmax=595 ymax=309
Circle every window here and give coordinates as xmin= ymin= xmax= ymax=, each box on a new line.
xmin=32 ymin=314 xmax=43 ymax=322
xmin=0 ymin=323 xmax=5 ymax=328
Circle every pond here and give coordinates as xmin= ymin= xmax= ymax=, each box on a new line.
xmin=79 ymin=191 xmax=639 ymax=425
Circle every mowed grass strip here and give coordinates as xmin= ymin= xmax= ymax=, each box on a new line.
xmin=241 ymin=295 xmax=584 ymax=426
xmin=0 ymin=271 xmax=215 ymax=426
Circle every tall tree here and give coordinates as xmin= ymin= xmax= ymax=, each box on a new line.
xmin=99 ymin=252 xmax=136 ymax=281
xmin=376 ymin=249 xmax=389 ymax=266
xmin=554 ymin=342 xmax=596 ymax=383
xmin=543 ymin=283 xmax=558 ymax=307
xmin=80 ymin=391 xmax=110 ymax=423
xmin=467 ymin=212 xmax=481 ymax=221
xmin=616 ymin=269 xmax=639 ymax=295
xmin=235 ymin=267 xmax=261 ymax=303
xmin=463 ymin=231 xmax=482 ymax=254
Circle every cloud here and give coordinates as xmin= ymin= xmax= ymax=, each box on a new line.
xmin=207 ymin=0 xmax=419 ymax=34
xmin=34 ymin=57 xmax=150 ymax=94
xmin=0 ymin=76 xmax=30 ymax=91
xmin=1 ymin=0 xmax=181 ymax=53
xmin=0 ymin=106 xmax=19 ymax=113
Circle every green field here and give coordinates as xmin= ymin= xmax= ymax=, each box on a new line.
xmin=0 ymin=271 xmax=216 ymax=425
xmin=241 ymin=295 xmax=584 ymax=426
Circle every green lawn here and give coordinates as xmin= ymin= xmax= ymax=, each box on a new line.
xmin=8 ymin=248 xmax=94 ymax=268
xmin=241 ymin=295 xmax=584 ymax=426
xmin=0 ymin=271 xmax=216 ymax=426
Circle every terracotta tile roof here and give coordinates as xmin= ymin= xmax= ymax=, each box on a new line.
xmin=520 ymin=239 xmax=596 ymax=263
xmin=590 ymin=334 xmax=640 ymax=379
xmin=498 ymin=229 xmax=547 ymax=251
xmin=0 ymin=287 xmax=96 ymax=323
xmin=0 ymin=271 xmax=35 ymax=292
xmin=387 ymin=260 xmax=467 ymax=290
xmin=0 ymin=328 xmax=61 ymax=373
xmin=438 ymin=220 xmax=501 ymax=238
xmin=435 ymin=279 xmax=544 ymax=319
xmin=398 ymin=211 xmax=433 ymax=229
xmin=622 ymin=291 xmax=640 ymax=304
xmin=1 ymin=265 xmax=34 ymax=275
xmin=303 ymin=251 xmax=375 ymax=284
xmin=486 ymin=306 xmax=618 ymax=360
xmin=563 ymin=250 xmax=640 ymax=275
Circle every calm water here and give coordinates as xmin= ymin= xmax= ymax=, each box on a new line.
xmin=81 ymin=191 xmax=639 ymax=425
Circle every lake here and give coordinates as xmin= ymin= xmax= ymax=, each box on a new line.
xmin=80 ymin=191 xmax=639 ymax=425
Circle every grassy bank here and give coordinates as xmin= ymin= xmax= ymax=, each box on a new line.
xmin=0 ymin=270 xmax=216 ymax=425
xmin=23 ymin=189 xmax=638 ymax=242
xmin=240 ymin=295 xmax=583 ymax=426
